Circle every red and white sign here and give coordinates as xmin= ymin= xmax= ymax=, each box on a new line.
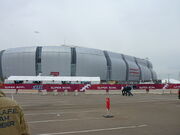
xmin=50 ymin=72 xmax=60 ymax=76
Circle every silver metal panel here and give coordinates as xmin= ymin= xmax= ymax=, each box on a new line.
xmin=147 ymin=60 xmax=153 ymax=69
xmin=3 ymin=47 xmax=36 ymax=53
xmin=2 ymin=47 xmax=36 ymax=78
xmin=146 ymin=60 xmax=157 ymax=80
xmin=76 ymin=47 xmax=104 ymax=55
xmin=76 ymin=47 xmax=107 ymax=80
xmin=123 ymin=55 xmax=140 ymax=81
xmin=42 ymin=46 xmax=70 ymax=53
xmin=150 ymin=69 xmax=157 ymax=80
xmin=41 ymin=46 xmax=71 ymax=76
xmin=107 ymin=52 xmax=126 ymax=81
xmin=136 ymin=58 xmax=152 ymax=81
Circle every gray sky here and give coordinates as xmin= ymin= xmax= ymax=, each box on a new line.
xmin=0 ymin=0 xmax=180 ymax=80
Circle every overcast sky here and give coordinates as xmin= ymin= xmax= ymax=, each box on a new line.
xmin=0 ymin=0 xmax=180 ymax=80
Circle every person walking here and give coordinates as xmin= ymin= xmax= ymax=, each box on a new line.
xmin=0 ymin=91 xmax=30 ymax=135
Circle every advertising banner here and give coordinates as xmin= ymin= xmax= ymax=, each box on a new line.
xmin=1 ymin=83 xmax=180 ymax=91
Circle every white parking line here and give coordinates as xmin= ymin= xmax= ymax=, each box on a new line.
xmin=38 ymin=124 xmax=147 ymax=135
xmin=133 ymin=99 xmax=178 ymax=103
xmin=25 ymin=110 xmax=97 ymax=116
xmin=20 ymin=100 xmax=65 ymax=104
xmin=21 ymin=101 xmax=65 ymax=104
xmin=118 ymin=99 xmax=178 ymax=104
xmin=28 ymin=118 xmax=102 ymax=124
xmin=25 ymin=112 xmax=59 ymax=116
xmin=21 ymin=103 xmax=75 ymax=107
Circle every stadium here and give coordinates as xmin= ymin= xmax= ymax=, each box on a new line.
xmin=0 ymin=45 xmax=157 ymax=83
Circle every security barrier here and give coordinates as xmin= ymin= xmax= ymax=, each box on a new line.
xmin=1 ymin=84 xmax=180 ymax=95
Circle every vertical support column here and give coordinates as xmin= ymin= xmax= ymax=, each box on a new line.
xmin=0 ymin=50 xmax=5 ymax=80
xmin=71 ymin=47 xmax=76 ymax=76
xmin=121 ymin=54 xmax=129 ymax=81
xmin=35 ymin=47 xmax=42 ymax=76
xmin=103 ymin=51 xmax=112 ymax=81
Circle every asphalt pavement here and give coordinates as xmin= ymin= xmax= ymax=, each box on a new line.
xmin=7 ymin=93 xmax=180 ymax=135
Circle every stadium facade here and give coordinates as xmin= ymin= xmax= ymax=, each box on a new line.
xmin=0 ymin=46 xmax=157 ymax=82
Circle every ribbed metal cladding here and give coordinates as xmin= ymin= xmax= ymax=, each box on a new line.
xmin=103 ymin=51 xmax=112 ymax=81
xmin=0 ymin=50 xmax=5 ymax=79
xmin=134 ymin=57 xmax=142 ymax=80
xmin=35 ymin=47 xmax=42 ymax=76
xmin=0 ymin=46 xmax=157 ymax=81
xmin=150 ymin=69 xmax=155 ymax=80
xmin=71 ymin=47 xmax=76 ymax=76
xmin=121 ymin=54 xmax=128 ymax=81
xmin=146 ymin=60 xmax=154 ymax=80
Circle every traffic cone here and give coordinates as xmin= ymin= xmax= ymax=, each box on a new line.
xmin=103 ymin=97 xmax=114 ymax=118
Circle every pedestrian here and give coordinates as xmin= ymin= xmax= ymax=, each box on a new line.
xmin=0 ymin=91 xmax=30 ymax=135
xmin=126 ymin=86 xmax=133 ymax=96
xmin=122 ymin=86 xmax=127 ymax=96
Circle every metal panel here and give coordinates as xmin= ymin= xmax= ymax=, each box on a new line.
xmin=76 ymin=47 xmax=107 ymax=80
xmin=2 ymin=47 xmax=36 ymax=78
xmin=122 ymin=55 xmax=140 ymax=81
xmin=134 ymin=57 xmax=142 ymax=80
xmin=146 ymin=60 xmax=157 ymax=80
xmin=41 ymin=46 xmax=71 ymax=76
xmin=147 ymin=60 xmax=153 ymax=69
xmin=107 ymin=52 xmax=126 ymax=81
xmin=150 ymin=69 xmax=157 ymax=80
xmin=136 ymin=58 xmax=152 ymax=81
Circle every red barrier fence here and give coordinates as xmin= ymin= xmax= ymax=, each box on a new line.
xmin=0 ymin=84 xmax=84 ymax=92
xmin=1 ymin=83 xmax=180 ymax=91
xmin=0 ymin=84 xmax=180 ymax=91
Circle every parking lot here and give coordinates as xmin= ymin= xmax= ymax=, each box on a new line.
xmin=7 ymin=93 xmax=180 ymax=135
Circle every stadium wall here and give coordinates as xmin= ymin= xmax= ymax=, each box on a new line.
xmin=0 ymin=46 xmax=157 ymax=82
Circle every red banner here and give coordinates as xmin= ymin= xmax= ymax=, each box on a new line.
xmin=88 ymin=84 xmax=122 ymax=90
xmin=1 ymin=84 xmax=84 ymax=92
xmin=136 ymin=84 xmax=180 ymax=89
xmin=1 ymin=83 xmax=180 ymax=91
xmin=50 ymin=72 xmax=59 ymax=76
